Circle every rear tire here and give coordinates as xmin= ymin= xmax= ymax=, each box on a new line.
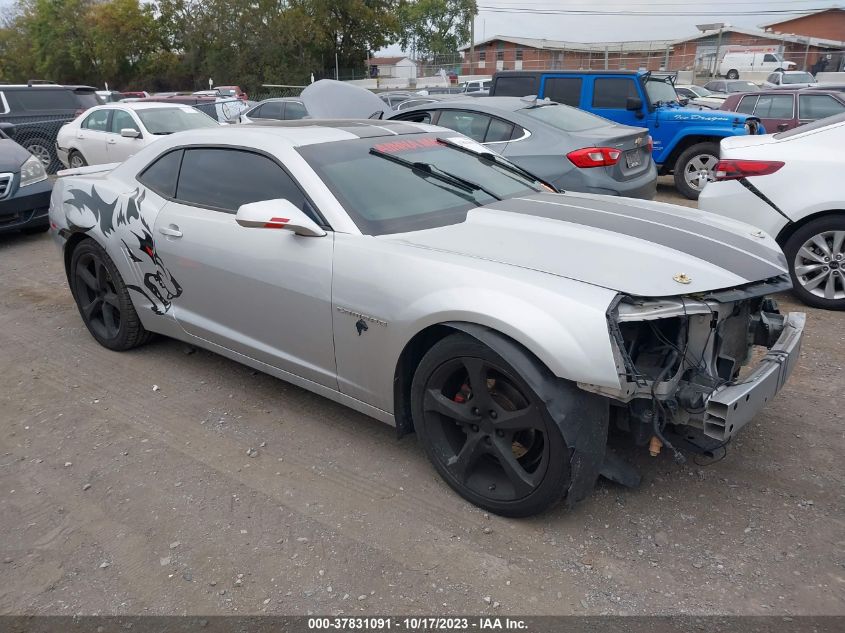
xmin=782 ymin=215 xmax=845 ymax=310
xmin=411 ymin=333 xmax=571 ymax=517
xmin=69 ymin=238 xmax=154 ymax=350
xmin=726 ymin=69 xmax=739 ymax=79
xmin=673 ymin=142 xmax=720 ymax=200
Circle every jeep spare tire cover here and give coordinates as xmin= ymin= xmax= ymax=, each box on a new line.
xmin=300 ymin=79 xmax=392 ymax=119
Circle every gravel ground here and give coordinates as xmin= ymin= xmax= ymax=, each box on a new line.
xmin=1 ymin=187 xmax=843 ymax=617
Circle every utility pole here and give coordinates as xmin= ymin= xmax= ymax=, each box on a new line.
xmin=469 ymin=9 xmax=475 ymax=75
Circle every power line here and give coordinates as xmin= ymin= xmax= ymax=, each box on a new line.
xmin=477 ymin=4 xmax=836 ymax=17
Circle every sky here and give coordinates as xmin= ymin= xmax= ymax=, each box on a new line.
xmin=380 ymin=0 xmax=844 ymax=54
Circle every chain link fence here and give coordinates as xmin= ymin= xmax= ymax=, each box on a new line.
xmin=1 ymin=114 xmax=76 ymax=174
xmin=251 ymin=85 xmax=306 ymax=102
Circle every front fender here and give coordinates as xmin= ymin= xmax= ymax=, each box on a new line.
xmin=653 ymin=121 xmax=763 ymax=165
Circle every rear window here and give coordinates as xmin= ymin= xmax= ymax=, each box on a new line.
xmin=782 ymin=72 xmax=814 ymax=85
xmin=5 ymin=88 xmax=77 ymax=111
xmin=520 ymin=103 xmax=607 ymax=132
xmin=73 ymin=90 xmax=100 ymax=109
xmin=727 ymin=82 xmax=759 ymax=93
xmin=493 ymin=76 xmax=537 ymax=97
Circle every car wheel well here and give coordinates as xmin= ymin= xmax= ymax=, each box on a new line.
xmin=63 ymin=232 xmax=92 ymax=281
xmin=776 ymin=209 xmax=845 ymax=246
xmin=660 ymin=136 xmax=720 ymax=175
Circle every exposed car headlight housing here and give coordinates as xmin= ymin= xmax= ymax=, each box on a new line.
xmin=20 ymin=154 xmax=47 ymax=187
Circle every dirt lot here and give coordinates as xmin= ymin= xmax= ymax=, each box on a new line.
xmin=1 ymin=185 xmax=843 ymax=617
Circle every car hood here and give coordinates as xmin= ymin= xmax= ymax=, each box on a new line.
xmin=300 ymin=79 xmax=392 ymax=119
xmin=385 ymin=192 xmax=788 ymax=296
xmin=0 ymin=139 xmax=30 ymax=172
xmin=658 ymin=105 xmax=753 ymax=126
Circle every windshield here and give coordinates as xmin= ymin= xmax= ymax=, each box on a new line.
xmin=644 ymin=79 xmax=680 ymax=105
xmin=782 ymin=72 xmax=815 ymax=85
xmin=519 ymin=103 xmax=608 ymax=131
xmin=136 ymin=107 xmax=220 ymax=134
xmin=727 ymin=81 xmax=760 ymax=93
xmin=692 ymin=86 xmax=712 ymax=97
xmin=297 ymin=134 xmax=543 ymax=235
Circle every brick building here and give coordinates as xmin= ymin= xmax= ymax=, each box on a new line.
xmin=762 ymin=7 xmax=845 ymax=42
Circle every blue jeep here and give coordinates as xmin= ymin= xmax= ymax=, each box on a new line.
xmin=490 ymin=70 xmax=765 ymax=199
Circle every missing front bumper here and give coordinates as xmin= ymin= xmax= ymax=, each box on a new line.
xmin=703 ymin=311 xmax=805 ymax=442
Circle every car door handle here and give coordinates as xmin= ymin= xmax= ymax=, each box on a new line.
xmin=159 ymin=225 xmax=183 ymax=238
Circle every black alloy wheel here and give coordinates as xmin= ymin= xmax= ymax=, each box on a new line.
xmin=412 ymin=334 xmax=571 ymax=517
xmin=69 ymin=239 xmax=153 ymax=350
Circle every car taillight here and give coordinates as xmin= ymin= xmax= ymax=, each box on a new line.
xmin=74 ymin=109 xmax=84 ymax=117
xmin=714 ymin=159 xmax=784 ymax=181
xmin=567 ymin=147 xmax=622 ymax=168
xmin=646 ymin=135 xmax=654 ymax=153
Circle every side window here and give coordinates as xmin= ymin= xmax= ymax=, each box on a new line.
xmin=592 ymin=78 xmax=639 ymax=109
xmin=138 ymin=149 xmax=183 ymax=198
xmin=485 ymin=118 xmax=515 ymax=143
xmin=258 ymin=101 xmax=284 ymax=119
xmin=767 ymin=73 xmax=778 ymax=83
xmin=435 ymin=110 xmax=491 ymax=142
xmin=248 ymin=104 xmax=264 ymax=118
xmin=175 ymin=148 xmax=307 ymax=214
xmin=82 ymin=110 xmax=110 ymax=131
xmin=394 ymin=110 xmax=431 ymax=124
xmin=754 ymin=94 xmax=794 ymax=118
xmin=284 ymin=101 xmax=307 ymax=120
xmin=543 ymin=77 xmax=582 ymax=107
xmin=493 ymin=76 xmax=536 ymax=97
xmin=110 ymin=109 xmax=139 ymax=133
xmin=798 ymin=94 xmax=845 ymax=120
xmin=736 ymin=95 xmax=759 ymax=114
xmin=764 ymin=54 xmax=778 ymax=62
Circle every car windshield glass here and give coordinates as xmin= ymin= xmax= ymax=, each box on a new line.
xmin=644 ymin=79 xmax=679 ymax=104
xmin=782 ymin=72 xmax=815 ymax=84
xmin=136 ymin=107 xmax=219 ymax=134
xmin=297 ymin=134 xmax=542 ymax=235
xmin=694 ymin=86 xmax=713 ymax=97
xmin=519 ymin=103 xmax=607 ymax=131
xmin=728 ymin=82 xmax=760 ymax=93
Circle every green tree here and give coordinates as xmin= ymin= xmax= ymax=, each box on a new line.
xmin=398 ymin=0 xmax=475 ymax=62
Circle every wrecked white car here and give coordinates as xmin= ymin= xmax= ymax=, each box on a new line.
xmin=48 ymin=118 xmax=804 ymax=517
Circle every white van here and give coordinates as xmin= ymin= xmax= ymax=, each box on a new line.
xmin=718 ymin=52 xmax=796 ymax=79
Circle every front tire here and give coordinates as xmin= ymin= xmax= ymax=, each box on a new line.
xmin=783 ymin=216 xmax=845 ymax=310
xmin=24 ymin=137 xmax=55 ymax=170
xmin=673 ymin=142 xmax=720 ymax=200
xmin=411 ymin=333 xmax=571 ymax=517
xmin=69 ymin=239 xmax=154 ymax=350
xmin=68 ymin=150 xmax=87 ymax=169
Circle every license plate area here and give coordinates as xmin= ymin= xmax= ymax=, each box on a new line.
xmin=625 ymin=149 xmax=641 ymax=169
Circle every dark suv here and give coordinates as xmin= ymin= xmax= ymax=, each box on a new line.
xmin=0 ymin=83 xmax=99 ymax=173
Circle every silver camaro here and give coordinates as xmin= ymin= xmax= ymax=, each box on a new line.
xmin=49 ymin=120 xmax=805 ymax=517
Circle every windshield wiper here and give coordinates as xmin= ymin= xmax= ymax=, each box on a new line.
xmin=369 ymin=148 xmax=502 ymax=201
xmin=435 ymin=136 xmax=557 ymax=192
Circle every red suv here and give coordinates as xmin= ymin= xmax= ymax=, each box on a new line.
xmin=720 ymin=89 xmax=845 ymax=132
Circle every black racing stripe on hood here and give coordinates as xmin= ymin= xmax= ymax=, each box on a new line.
xmin=486 ymin=196 xmax=787 ymax=282
xmin=525 ymin=192 xmax=781 ymax=263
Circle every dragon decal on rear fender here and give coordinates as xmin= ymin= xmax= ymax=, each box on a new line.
xmin=64 ymin=186 xmax=182 ymax=315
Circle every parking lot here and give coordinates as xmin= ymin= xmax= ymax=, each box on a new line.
xmin=0 ymin=183 xmax=843 ymax=617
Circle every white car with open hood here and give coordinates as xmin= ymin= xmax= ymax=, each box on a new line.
xmin=48 ymin=119 xmax=804 ymax=517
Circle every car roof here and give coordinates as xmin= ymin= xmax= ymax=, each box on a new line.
xmin=211 ymin=119 xmax=433 ymax=146
xmin=397 ymin=96 xmax=536 ymax=114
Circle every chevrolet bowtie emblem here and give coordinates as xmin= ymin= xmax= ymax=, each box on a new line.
xmin=673 ymin=273 xmax=692 ymax=284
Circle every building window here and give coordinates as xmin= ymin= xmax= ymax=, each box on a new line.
xmin=515 ymin=48 xmax=523 ymax=61
xmin=496 ymin=50 xmax=504 ymax=61
xmin=479 ymin=51 xmax=486 ymax=61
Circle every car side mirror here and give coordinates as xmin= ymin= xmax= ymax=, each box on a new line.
xmin=120 ymin=128 xmax=141 ymax=138
xmin=626 ymin=97 xmax=643 ymax=111
xmin=235 ymin=198 xmax=326 ymax=237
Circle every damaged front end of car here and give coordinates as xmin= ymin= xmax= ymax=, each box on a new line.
xmin=581 ymin=274 xmax=805 ymax=462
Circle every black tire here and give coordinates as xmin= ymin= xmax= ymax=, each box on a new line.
xmin=673 ymin=142 xmax=720 ymax=200
xmin=21 ymin=224 xmax=49 ymax=235
xmin=726 ymin=69 xmax=739 ymax=79
xmin=69 ymin=238 xmax=154 ymax=350
xmin=782 ymin=215 xmax=845 ymax=310
xmin=411 ymin=333 xmax=571 ymax=517
xmin=23 ymin=136 xmax=55 ymax=170
xmin=68 ymin=150 xmax=87 ymax=169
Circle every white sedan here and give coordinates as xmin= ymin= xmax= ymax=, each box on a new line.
xmin=700 ymin=112 xmax=845 ymax=310
xmin=56 ymin=102 xmax=220 ymax=169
